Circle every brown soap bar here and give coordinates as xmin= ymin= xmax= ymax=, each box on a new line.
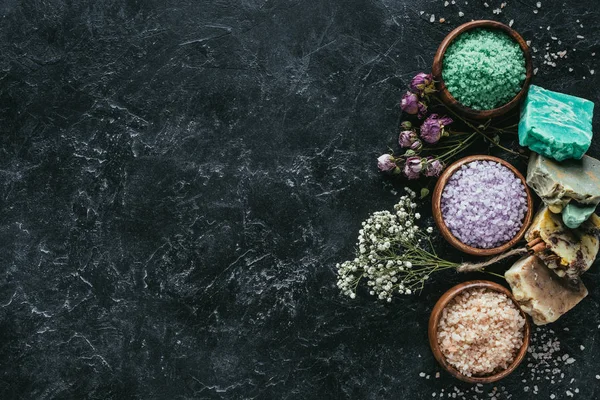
xmin=505 ymin=255 xmax=588 ymax=325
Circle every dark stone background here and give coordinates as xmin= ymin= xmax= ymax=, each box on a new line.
xmin=0 ymin=0 xmax=598 ymax=399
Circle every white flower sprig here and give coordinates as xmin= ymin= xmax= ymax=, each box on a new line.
xmin=336 ymin=188 xmax=459 ymax=302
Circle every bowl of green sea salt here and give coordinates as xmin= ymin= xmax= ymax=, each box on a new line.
xmin=432 ymin=20 xmax=533 ymax=120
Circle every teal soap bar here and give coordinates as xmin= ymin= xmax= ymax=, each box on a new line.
xmin=519 ymin=85 xmax=594 ymax=161
xmin=562 ymin=203 xmax=597 ymax=229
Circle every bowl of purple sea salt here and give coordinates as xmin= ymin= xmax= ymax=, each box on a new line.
xmin=432 ymin=155 xmax=533 ymax=256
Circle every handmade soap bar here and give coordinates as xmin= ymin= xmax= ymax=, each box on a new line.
xmin=518 ymin=85 xmax=594 ymax=161
xmin=527 ymin=152 xmax=600 ymax=213
xmin=505 ymin=255 xmax=588 ymax=325
xmin=562 ymin=203 xmax=597 ymax=229
xmin=525 ymin=206 xmax=600 ymax=280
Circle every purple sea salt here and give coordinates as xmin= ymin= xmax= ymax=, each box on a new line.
xmin=441 ymin=160 xmax=528 ymax=249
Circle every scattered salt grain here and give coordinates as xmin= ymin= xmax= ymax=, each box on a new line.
xmin=430 ymin=14 xmax=435 ymax=22
xmin=569 ymin=68 xmax=573 ymax=72
xmin=420 ymin=11 xmax=425 ymax=15
xmin=566 ymin=390 xmax=574 ymax=397
xmin=509 ymin=19 xmax=514 ymax=27
xmin=501 ymin=2 xmax=506 ymax=8
xmin=596 ymin=375 xmax=600 ymax=379
xmin=458 ymin=11 xmax=464 ymax=17
xmin=534 ymin=68 xmax=538 ymax=75
xmin=592 ymin=52 xmax=596 ymax=56
xmin=493 ymin=8 xmax=501 ymax=14
xmin=420 ymin=372 xmax=426 ymax=377
xmin=536 ymin=1 xmax=542 ymax=7
xmin=565 ymin=358 xmax=575 ymax=365
xmin=591 ymin=70 xmax=595 ymax=75
xmin=580 ymin=345 xmax=585 ymax=350
xmin=577 ymin=35 xmax=585 ymax=39
xmin=533 ymin=9 xmax=538 ymax=14
xmin=440 ymin=18 xmax=446 ymax=23
xmin=484 ymin=2 xmax=489 ymax=7
xmin=444 ymin=1 xmax=449 ymax=6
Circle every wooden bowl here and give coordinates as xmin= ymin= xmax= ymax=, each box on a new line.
xmin=432 ymin=20 xmax=533 ymax=120
xmin=428 ymin=280 xmax=531 ymax=383
xmin=432 ymin=155 xmax=533 ymax=256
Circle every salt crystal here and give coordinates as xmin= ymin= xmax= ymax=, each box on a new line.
xmin=596 ymin=375 xmax=600 ymax=379
xmin=420 ymin=11 xmax=425 ymax=15
xmin=458 ymin=11 xmax=464 ymax=17
xmin=536 ymin=1 xmax=542 ymax=7
xmin=591 ymin=70 xmax=595 ymax=75
xmin=509 ymin=19 xmax=514 ymax=27
xmin=580 ymin=345 xmax=585 ymax=350
xmin=420 ymin=372 xmax=426 ymax=377
xmin=534 ymin=68 xmax=538 ymax=75
xmin=444 ymin=1 xmax=449 ymax=6
xmin=430 ymin=14 xmax=435 ymax=22
xmin=484 ymin=2 xmax=489 ymax=7
xmin=533 ymin=9 xmax=538 ymax=14
xmin=577 ymin=35 xmax=585 ymax=39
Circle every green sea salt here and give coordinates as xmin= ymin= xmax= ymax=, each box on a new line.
xmin=442 ymin=29 xmax=526 ymax=110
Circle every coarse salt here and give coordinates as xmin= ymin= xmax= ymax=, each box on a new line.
xmin=437 ymin=288 xmax=525 ymax=377
xmin=441 ymin=161 xmax=528 ymax=249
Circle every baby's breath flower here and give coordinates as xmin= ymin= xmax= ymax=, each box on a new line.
xmin=335 ymin=190 xmax=459 ymax=301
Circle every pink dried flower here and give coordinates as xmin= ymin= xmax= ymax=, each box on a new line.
xmin=424 ymin=157 xmax=444 ymax=177
xmin=410 ymin=139 xmax=423 ymax=151
xmin=403 ymin=156 xmax=423 ymax=179
xmin=401 ymin=92 xmax=420 ymax=115
xmin=420 ymin=114 xmax=453 ymax=144
xmin=399 ymin=130 xmax=419 ymax=148
xmin=377 ymin=154 xmax=397 ymax=173
xmin=410 ymin=72 xmax=435 ymax=95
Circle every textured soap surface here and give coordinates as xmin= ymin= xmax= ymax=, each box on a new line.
xmin=527 ymin=152 xmax=600 ymax=212
xmin=525 ymin=206 xmax=600 ymax=279
xmin=505 ymin=255 xmax=588 ymax=325
xmin=519 ymin=85 xmax=594 ymax=161
xmin=562 ymin=203 xmax=597 ymax=229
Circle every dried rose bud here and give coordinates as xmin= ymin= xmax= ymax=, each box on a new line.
xmin=409 ymin=72 xmax=435 ymax=95
xmin=424 ymin=157 xmax=444 ymax=177
xmin=398 ymin=130 xmax=419 ymax=148
xmin=410 ymin=139 xmax=423 ymax=151
xmin=419 ymin=114 xmax=453 ymax=144
xmin=377 ymin=154 xmax=397 ymax=173
xmin=403 ymin=156 xmax=423 ymax=180
xmin=400 ymin=121 xmax=413 ymax=130
xmin=401 ymin=92 xmax=420 ymax=115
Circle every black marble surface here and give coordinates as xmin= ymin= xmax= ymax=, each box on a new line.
xmin=1 ymin=1 xmax=599 ymax=399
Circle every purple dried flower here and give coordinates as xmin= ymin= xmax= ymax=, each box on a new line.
xmin=410 ymin=140 xmax=423 ymax=151
xmin=377 ymin=154 xmax=397 ymax=173
xmin=400 ymin=121 xmax=413 ymax=130
xmin=419 ymin=114 xmax=453 ymax=144
xmin=424 ymin=157 xmax=444 ymax=177
xmin=401 ymin=92 xmax=420 ymax=115
xmin=410 ymin=72 xmax=435 ymax=95
xmin=399 ymin=130 xmax=419 ymax=148
xmin=403 ymin=156 xmax=423 ymax=180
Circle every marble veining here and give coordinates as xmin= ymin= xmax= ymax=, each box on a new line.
xmin=0 ymin=0 xmax=598 ymax=399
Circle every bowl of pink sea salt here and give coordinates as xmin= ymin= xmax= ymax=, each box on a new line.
xmin=429 ymin=280 xmax=530 ymax=383
xmin=432 ymin=155 xmax=533 ymax=256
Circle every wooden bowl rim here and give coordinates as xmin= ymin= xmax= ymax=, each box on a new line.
xmin=431 ymin=155 xmax=534 ymax=256
xmin=431 ymin=20 xmax=533 ymax=120
xmin=428 ymin=280 xmax=531 ymax=383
